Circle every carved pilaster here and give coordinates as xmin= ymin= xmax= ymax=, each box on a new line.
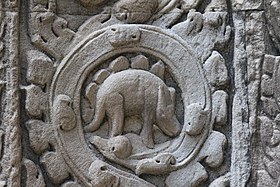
xmin=0 ymin=0 xmax=21 ymax=186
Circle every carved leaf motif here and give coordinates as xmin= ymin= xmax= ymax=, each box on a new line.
xmin=261 ymin=74 xmax=274 ymax=97
xmin=165 ymin=162 xmax=208 ymax=187
xmin=203 ymin=51 xmax=229 ymax=88
xmin=41 ymin=152 xmax=70 ymax=184
xmin=29 ymin=11 xmax=75 ymax=60
xmin=212 ymin=90 xmax=228 ymax=126
xmin=198 ymin=131 xmax=227 ymax=168
xmin=26 ymin=50 xmax=55 ymax=87
xmin=172 ymin=12 xmax=231 ymax=61
xmin=23 ymin=159 xmax=46 ymax=187
xmin=261 ymin=96 xmax=280 ymax=117
xmin=25 ymin=120 xmax=55 ymax=155
xmin=25 ymin=85 xmax=48 ymax=118
xmin=259 ymin=116 xmax=274 ymax=147
xmin=263 ymin=55 xmax=276 ymax=75
xmin=152 ymin=8 xmax=183 ymax=28
xmin=259 ymin=115 xmax=280 ymax=184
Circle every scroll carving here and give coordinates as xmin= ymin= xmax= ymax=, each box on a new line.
xmin=28 ymin=0 xmax=75 ymax=61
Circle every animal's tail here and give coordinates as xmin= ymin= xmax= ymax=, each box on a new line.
xmin=84 ymin=99 xmax=105 ymax=133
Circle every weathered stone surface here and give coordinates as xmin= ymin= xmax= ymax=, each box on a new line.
xmin=212 ymin=90 xmax=228 ymax=126
xmin=25 ymin=85 xmax=48 ymax=118
xmin=1 ymin=0 xmax=278 ymax=186
xmin=23 ymin=159 xmax=46 ymax=187
xmin=109 ymin=56 xmax=130 ymax=73
xmin=26 ymin=50 xmax=55 ymax=87
xmin=203 ymin=51 xmax=229 ymax=88
xmin=231 ymin=11 xmax=251 ymax=187
xmin=232 ymin=0 xmax=263 ymax=10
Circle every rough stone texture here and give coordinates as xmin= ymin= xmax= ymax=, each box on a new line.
xmin=0 ymin=0 xmax=279 ymax=186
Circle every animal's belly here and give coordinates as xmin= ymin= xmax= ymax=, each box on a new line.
xmin=123 ymin=94 xmax=145 ymax=116
xmin=123 ymin=92 xmax=157 ymax=117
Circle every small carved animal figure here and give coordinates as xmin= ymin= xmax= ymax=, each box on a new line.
xmin=112 ymin=0 xmax=159 ymax=23
xmin=135 ymin=153 xmax=176 ymax=175
xmin=84 ymin=69 xmax=181 ymax=148
xmin=88 ymin=160 xmax=120 ymax=187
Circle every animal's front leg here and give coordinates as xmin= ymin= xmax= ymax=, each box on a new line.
xmin=106 ymin=92 xmax=124 ymax=137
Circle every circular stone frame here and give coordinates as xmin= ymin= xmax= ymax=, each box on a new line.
xmin=50 ymin=24 xmax=212 ymax=185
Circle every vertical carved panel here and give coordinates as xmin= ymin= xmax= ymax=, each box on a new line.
xmin=256 ymin=1 xmax=280 ymax=186
xmin=258 ymin=55 xmax=280 ymax=187
xmin=0 ymin=1 xmax=21 ymax=186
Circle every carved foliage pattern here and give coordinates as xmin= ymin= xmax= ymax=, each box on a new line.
xmin=258 ymin=55 xmax=280 ymax=187
xmin=24 ymin=0 xmax=231 ymax=186
xmin=256 ymin=2 xmax=280 ymax=186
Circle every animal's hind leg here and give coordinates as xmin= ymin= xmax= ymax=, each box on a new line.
xmin=141 ymin=109 xmax=154 ymax=149
xmin=106 ymin=92 xmax=124 ymax=137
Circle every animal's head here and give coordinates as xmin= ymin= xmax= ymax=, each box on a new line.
xmin=185 ymin=103 xmax=209 ymax=136
xmin=112 ymin=0 xmax=158 ymax=23
xmin=89 ymin=136 xmax=132 ymax=159
xmin=135 ymin=153 xmax=176 ymax=175
xmin=156 ymin=86 xmax=181 ymax=137
xmin=107 ymin=25 xmax=141 ymax=47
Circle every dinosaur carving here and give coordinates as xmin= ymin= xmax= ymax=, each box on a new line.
xmin=84 ymin=69 xmax=181 ymax=148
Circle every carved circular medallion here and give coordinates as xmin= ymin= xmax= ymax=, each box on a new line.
xmin=50 ymin=24 xmax=212 ymax=186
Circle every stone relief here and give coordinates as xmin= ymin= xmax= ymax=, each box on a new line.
xmin=2 ymin=0 xmax=278 ymax=186
xmin=256 ymin=1 xmax=280 ymax=186
xmin=22 ymin=0 xmax=232 ymax=186
xmin=265 ymin=0 xmax=280 ymax=52
xmin=258 ymin=55 xmax=280 ymax=187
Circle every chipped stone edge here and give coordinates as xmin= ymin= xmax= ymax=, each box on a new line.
xmin=231 ymin=1 xmax=266 ymax=185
